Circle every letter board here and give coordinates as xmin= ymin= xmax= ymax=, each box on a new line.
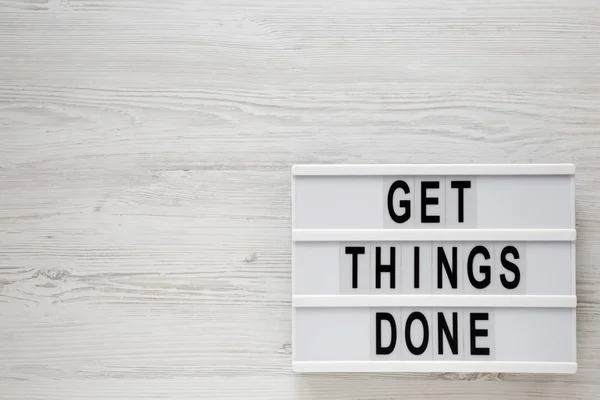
xmin=291 ymin=164 xmax=576 ymax=373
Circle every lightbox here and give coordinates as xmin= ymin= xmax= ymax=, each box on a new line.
xmin=291 ymin=164 xmax=576 ymax=373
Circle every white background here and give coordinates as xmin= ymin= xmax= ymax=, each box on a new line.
xmin=294 ymin=308 xmax=573 ymax=362
xmin=294 ymin=176 xmax=573 ymax=229
xmin=295 ymin=242 xmax=572 ymax=295
xmin=1 ymin=0 xmax=599 ymax=398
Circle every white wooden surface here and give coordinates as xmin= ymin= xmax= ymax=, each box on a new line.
xmin=1 ymin=0 xmax=600 ymax=398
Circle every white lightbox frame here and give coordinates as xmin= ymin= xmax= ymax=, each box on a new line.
xmin=291 ymin=164 xmax=576 ymax=374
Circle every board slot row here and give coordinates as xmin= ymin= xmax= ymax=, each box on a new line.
xmin=292 ymin=361 xmax=577 ymax=374
xmin=292 ymin=294 xmax=577 ymax=308
xmin=292 ymin=229 xmax=576 ymax=242
xmin=291 ymin=163 xmax=576 ymax=176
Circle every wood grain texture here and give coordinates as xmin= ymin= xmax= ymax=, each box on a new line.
xmin=1 ymin=0 xmax=600 ymax=398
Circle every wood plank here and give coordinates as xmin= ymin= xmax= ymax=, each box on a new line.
xmin=1 ymin=0 xmax=600 ymax=397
